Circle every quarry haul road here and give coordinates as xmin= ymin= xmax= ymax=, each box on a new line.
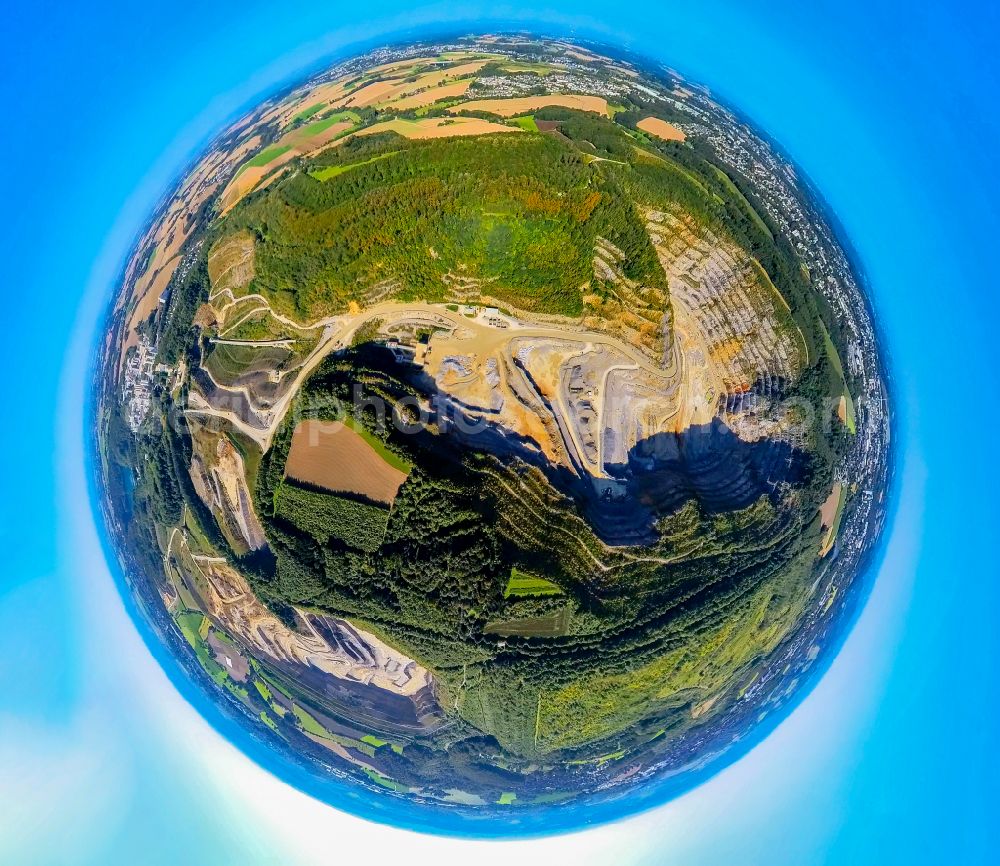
xmin=187 ymin=300 xmax=682 ymax=454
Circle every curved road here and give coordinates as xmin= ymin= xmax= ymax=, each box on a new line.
xmin=188 ymin=300 xmax=684 ymax=454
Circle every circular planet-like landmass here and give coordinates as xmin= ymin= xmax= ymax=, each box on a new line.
xmin=95 ymin=35 xmax=891 ymax=822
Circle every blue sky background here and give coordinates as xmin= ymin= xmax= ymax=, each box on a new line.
xmin=1 ymin=1 xmax=998 ymax=863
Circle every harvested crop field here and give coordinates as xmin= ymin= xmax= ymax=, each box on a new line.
xmin=220 ymin=150 xmax=295 ymax=213
xmin=291 ymin=118 xmax=354 ymax=148
xmin=504 ymin=569 xmax=563 ymax=598
xmin=636 ymin=116 xmax=686 ymax=141
xmin=387 ymin=78 xmax=474 ymax=110
xmin=344 ymin=62 xmax=488 ymax=109
xmin=285 ymin=420 xmax=408 ymax=506
xmin=343 ymin=78 xmax=406 ymax=108
xmin=484 ymin=606 xmax=571 ymax=637
xmin=355 ymin=116 xmax=518 ymax=140
xmin=450 ymin=94 xmax=610 ymax=117
xmin=818 ymin=482 xmax=845 ymax=556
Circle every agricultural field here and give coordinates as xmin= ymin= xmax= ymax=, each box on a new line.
xmin=636 ymin=116 xmax=686 ymax=141
xmin=450 ymin=94 xmax=611 ymax=117
xmin=284 ymin=419 xmax=409 ymax=506
xmin=484 ymin=606 xmax=571 ymax=637
xmin=387 ymin=79 xmax=475 ymax=110
xmin=821 ymin=320 xmax=857 ymax=433
xmin=235 ymin=144 xmax=293 ymax=176
xmin=819 ymin=482 xmax=847 ymax=556
xmin=356 ymin=116 xmax=518 ymax=140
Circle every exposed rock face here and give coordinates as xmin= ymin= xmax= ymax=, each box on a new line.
xmin=188 ymin=419 xmax=267 ymax=551
xmin=194 ymin=556 xmax=436 ymax=702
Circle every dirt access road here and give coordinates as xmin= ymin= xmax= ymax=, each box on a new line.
xmin=188 ymin=300 xmax=685 ymax=455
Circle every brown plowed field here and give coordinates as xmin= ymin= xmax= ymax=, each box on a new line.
xmin=285 ymin=420 xmax=408 ymax=505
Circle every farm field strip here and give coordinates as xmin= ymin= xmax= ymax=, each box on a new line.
xmin=819 ymin=482 xmax=847 ymax=556
xmin=285 ymin=420 xmax=409 ymax=506
xmin=636 ymin=116 xmax=686 ymax=142
xmin=448 ymin=94 xmax=611 ymax=117
xmin=353 ymin=116 xmax=520 ymax=141
xmin=382 ymin=78 xmax=475 ymax=111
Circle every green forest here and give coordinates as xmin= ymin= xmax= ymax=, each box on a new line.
xmin=210 ymin=108 xmax=814 ymax=328
xmin=238 ymin=344 xmax=827 ymax=757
